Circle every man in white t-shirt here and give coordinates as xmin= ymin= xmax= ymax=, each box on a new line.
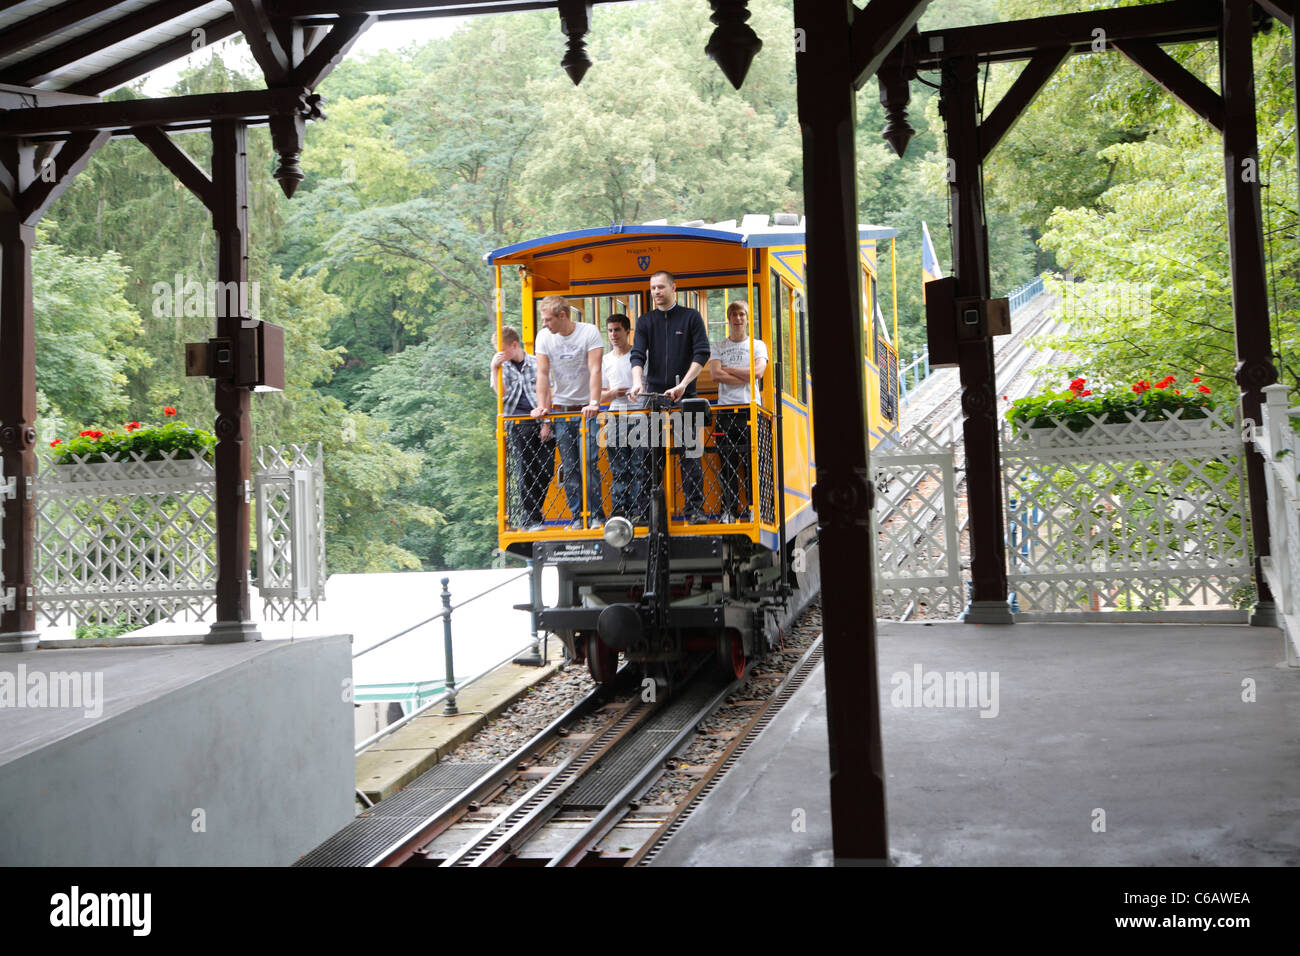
xmin=708 ymin=300 xmax=769 ymax=523
xmin=532 ymin=295 xmax=605 ymax=528
xmin=600 ymin=313 xmax=648 ymax=522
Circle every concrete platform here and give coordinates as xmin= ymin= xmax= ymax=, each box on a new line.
xmin=653 ymin=621 xmax=1300 ymax=866
xmin=356 ymin=639 xmax=566 ymax=802
xmin=0 ymin=634 xmax=355 ymax=865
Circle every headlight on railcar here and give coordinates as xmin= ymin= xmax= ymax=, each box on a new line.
xmin=602 ymin=516 xmax=634 ymax=549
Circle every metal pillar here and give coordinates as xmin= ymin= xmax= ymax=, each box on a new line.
xmin=207 ymin=120 xmax=260 ymax=643
xmin=0 ymin=206 xmax=37 ymax=651
xmin=942 ymin=55 xmax=1014 ymax=625
xmin=1220 ymin=0 xmax=1279 ymax=626
xmin=794 ymin=0 xmax=888 ymax=865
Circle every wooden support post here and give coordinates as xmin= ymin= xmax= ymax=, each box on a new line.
xmin=942 ymin=56 xmax=1014 ymax=625
xmin=1 ymin=130 xmax=107 ymax=650
xmin=794 ymin=0 xmax=889 ymax=865
xmin=0 ymin=209 xmax=37 ymax=650
xmin=207 ymin=120 xmax=260 ymax=643
xmin=1220 ymin=0 xmax=1279 ymax=626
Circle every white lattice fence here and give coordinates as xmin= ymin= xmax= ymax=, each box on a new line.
xmin=33 ymin=444 xmax=325 ymax=629
xmin=35 ymin=450 xmax=217 ymax=627
xmin=1255 ymin=385 xmax=1300 ymax=663
xmin=872 ymin=423 xmax=966 ymax=619
xmin=256 ymin=444 xmax=326 ymax=622
xmin=1001 ymin=406 xmax=1250 ymax=616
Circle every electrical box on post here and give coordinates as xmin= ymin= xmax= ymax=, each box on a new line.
xmin=955 ymin=296 xmax=1012 ymax=340
xmin=924 ymin=276 xmax=959 ymax=367
xmin=184 ymin=321 xmax=285 ymax=391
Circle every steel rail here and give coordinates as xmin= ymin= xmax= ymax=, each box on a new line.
xmin=439 ymin=691 xmax=660 ymax=867
xmin=367 ymin=664 xmax=636 ymax=866
xmin=546 ymin=673 xmax=742 ymax=866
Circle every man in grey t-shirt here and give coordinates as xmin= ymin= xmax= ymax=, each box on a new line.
xmin=533 ymin=295 xmax=605 ymax=528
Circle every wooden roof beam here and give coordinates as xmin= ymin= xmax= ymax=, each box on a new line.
xmin=266 ymin=0 xmax=617 ymax=15
xmin=288 ymin=13 xmax=376 ymax=88
xmin=230 ymin=0 xmax=294 ymax=84
xmin=1113 ymin=37 xmax=1224 ymax=132
xmin=0 ymin=0 xmax=202 ymax=88
xmin=0 ymin=0 xmax=123 ymax=61
xmin=134 ymin=125 xmax=214 ymax=210
xmin=1256 ymin=0 xmax=1294 ymax=28
xmin=850 ymin=0 xmax=931 ymax=89
xmin=0 ymin=87 xmax=319 ymax=138
xmin=906 ymin=0 xmax=1225 ymax=67
xmin=0 ymin=84 xmax=99 ymax=110
xmin=979 ymin=47 xmax=1069 ymax=160
xmin=16 ymin=129 xmax=111 ymax=225
xmin=65 ymin=14 xmax=240 ymax=95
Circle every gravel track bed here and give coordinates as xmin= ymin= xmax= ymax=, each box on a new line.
xmin=439 ymin=664 xmax=597 ymax=764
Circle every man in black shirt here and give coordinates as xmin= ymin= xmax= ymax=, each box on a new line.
xmin=629 ymin=270 xmax=711 ymax=522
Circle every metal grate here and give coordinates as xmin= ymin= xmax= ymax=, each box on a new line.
xmin=565 ymin=682 xmax=722 ymax=807
xmin=293 ymin=816 xmax=434 ymax=868
xmin=294 ymin=761 xmax=495 ymax=866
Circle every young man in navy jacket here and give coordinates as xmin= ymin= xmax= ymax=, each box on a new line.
xmin=628 ymin=270 xmax=711 ymax=523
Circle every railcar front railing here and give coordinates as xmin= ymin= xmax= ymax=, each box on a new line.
xmin=498 ymin=403 xmax=779 ymax=543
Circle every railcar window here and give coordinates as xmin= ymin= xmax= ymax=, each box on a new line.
xmin=773 ymin=273 xmax=795 ymax=397
xmin=795 ymin=290 xmax=809 ymax=403
xmin=534 ymin=293 xmax=643 ymax=344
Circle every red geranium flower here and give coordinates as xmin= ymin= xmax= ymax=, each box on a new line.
xmin=1191 ymin=375 xmax=1201 ymax=383
xmin=1197 ymin=384 xmax=1211 ymax=393
xmin=1131 ymin=381 xmax=1151 ymax=394
xmin=1080 ymin=389 xmax=1092 ymax=397
xmin=79 ymin=430 xmax=95 ymax=437
xmin=125 ymin=421 xmax=141 ymax=432
xmin=50 ymin=439 xmax=62 ymax=446
xmin=163 ymin=406 xmax=177 ymax=417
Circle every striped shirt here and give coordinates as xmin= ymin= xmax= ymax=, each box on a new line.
xmin=501 ymin=352 xmax=539 ymax=416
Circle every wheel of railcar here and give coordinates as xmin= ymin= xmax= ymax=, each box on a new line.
xmin=714 ymin=629 xmax=747 ymax=681
xmin=586 ymin=632 xmax=618 ymax=686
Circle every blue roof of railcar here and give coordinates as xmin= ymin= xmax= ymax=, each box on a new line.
xmin=485 ymin=220 xmax=898 ymax=263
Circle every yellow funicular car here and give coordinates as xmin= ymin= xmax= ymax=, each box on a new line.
xmin=489 ymin=215 xmax=899 ymax=685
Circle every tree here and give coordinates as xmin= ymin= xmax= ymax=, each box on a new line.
xmin=33 ymin=222 xmax=151 ymax=431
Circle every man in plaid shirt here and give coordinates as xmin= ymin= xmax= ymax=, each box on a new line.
xmin=490 ymin=327 xmax=554 ymax=530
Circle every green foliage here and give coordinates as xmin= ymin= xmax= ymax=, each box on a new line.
xmin=33 ymin=222 xmax=151 ymax=424
xmin=75 ymin=617 xmax=135 ymax=640
xmin=52 ymin=420 xmax=215 ymax=465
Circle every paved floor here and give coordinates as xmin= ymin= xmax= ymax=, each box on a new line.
xmin=653 ymin=621 xmax=1300 ymax=866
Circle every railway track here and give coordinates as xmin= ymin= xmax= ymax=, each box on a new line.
xmin=350 ymin=660 xmax=744 ymax=866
